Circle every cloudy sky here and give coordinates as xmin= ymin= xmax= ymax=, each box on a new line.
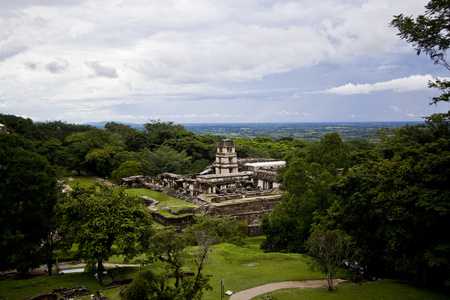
xmin=1 ymin=0 xmax=449 ymax=124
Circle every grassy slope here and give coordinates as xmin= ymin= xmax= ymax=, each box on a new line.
xmin=0 ymin=272 xmax=102 ymax=300
xmin=199 ymin=242 xmax=326 ymax=300
xmin=125 ymin=187 xmax=197 ymax=211
xmin=1 ymin=239 xmax=449 ymax=300
xmin=5 ymin=177 xmax=447 ymax=299
xmin=252 ymin=279 xmax=449 ymax=300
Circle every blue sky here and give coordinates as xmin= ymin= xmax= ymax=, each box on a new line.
xmin=1 ymin=0 xmax=449 ymax=124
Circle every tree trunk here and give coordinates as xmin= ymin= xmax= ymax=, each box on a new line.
xmin=327 ymin=272 xmax=333 ymax=291
xmin=98 ymin=259 xmax=104 ymax=274
xmin=47 ymin=261 xmax=53 ymax=276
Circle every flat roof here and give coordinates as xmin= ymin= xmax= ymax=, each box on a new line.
xmin=245 ymin=161 xmax=285 ymax=168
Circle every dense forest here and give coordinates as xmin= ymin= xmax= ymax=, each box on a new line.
xmin=260 ymin=113 xmax=450 ymax=288
xmin=1 ymin=111 xmax=449 ymax=289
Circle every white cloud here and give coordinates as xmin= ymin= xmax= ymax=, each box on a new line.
xmin=276 ymin=111 xmax=299 ymax=116
xmin=390 ymin=105 xmax=401 ymax=112
xmin=0 ymin=0 xmax=444 ymax=123
xmin=319 ymin=75 xmax=436 ymax=95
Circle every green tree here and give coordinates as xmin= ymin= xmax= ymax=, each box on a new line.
xmin=105 ymin=122 xmax=134 ymax=140
xmin=322 ymin=116 xmax=450 ymax=286
xmin=85 ymin=144 xmax=122 ymax=176
xmin=59 ymin=183 xmax=153 ymax=273
xmin=65 ymin=129 xmax=124 ymax=175
xmin=148 ymin=227 xmax=187 ymax=288
xmin=182 ymin=231 xmax=213 ymax=300
xmin=307 ymin=230 xmax=354 ymax=291
xmin=391 ymin=0 xmax=450 ymax=105
xmin=112 ymin=160 xmax=144 ymax=182
xmin=146 ymin=227 xmax=212 ymax=299
xmin=41 ymin=204 xmax=65 ymax=276
xmin=124 ymin=269 xmax=170 ymax=300
xmin=0 ymin=134 xmax=58 ymax=274
xmin=185 ymin=216 xmax=248 ymax=246
xmin=145 ymin=120 xmax=189 ymax=148
xmin=139 ymin=146 xmax=192 ymax=176
xmin=261 ymin=133 xmax=347 ymax=253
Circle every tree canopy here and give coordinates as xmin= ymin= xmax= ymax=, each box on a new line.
xmin=391 ymin=0 xmax=450 ymax=104
xmin=261 ymin=114 xmax=450 ymax=287
xmin=0 ymin=134 xmax=59 ymax=274
xmin=59 ymin=183 xmax=154 ymax=272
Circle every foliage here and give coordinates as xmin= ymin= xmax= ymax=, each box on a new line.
xmin=123 ymin=269 xmax=170 ymax=300
xmin=65 ymin=128 xmax=124 ymax=175
xmin=321 ymin=115 xmax=450 ymax=286
xmin=260 ymin=114 xmax=450 ymax=289
xmin=306 ymin=230 xmax=355 ymax=291
xmin=234 ymin=136 xmax=298 ymax=159
xmin=0 ymin=133 xmax=59 ymax=274
xmin=261 ymin=133 xmax=348 ymax=253
xmin=148 ymin=227 xmax=187 ymax=287
xmin=59 ymin=183 xmax=154 ymax=272
xmin=391 ymin=0 xmax=450 ymax=104
xmin=185 ymin=216 xmax=248 ymax=247
xmin=146 ymin=227 xmax=213 ymax=299
xmin=111 ymin=160 xmax=144 ymax=182
xmin=139 ymin=146 xmax=192 ymax=176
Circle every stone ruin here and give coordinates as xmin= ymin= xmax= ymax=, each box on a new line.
xmin=120 ymin=139 xmax=285 ymax=200
xmin=119 ymin=139 xmax=285 ymax=235
xmin=26 ymin=286 xmax=89 ymax=300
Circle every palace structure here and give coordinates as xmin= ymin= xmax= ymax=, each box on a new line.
xmin=122 ymin=139 xmax=285 ymax=201
xmin=120 ymin=139 xmax=285 ymax=234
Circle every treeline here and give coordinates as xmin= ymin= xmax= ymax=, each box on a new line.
xmin=0 ymin=114 xmax=309 ymax=181
xmin=2 ymin=112 xmax=449 ymax=290
xmin=260 ymin=113 xmax=450 ymax=289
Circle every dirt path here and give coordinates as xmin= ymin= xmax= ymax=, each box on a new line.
xmin=229 ymin=279 xmax=345 ymax=300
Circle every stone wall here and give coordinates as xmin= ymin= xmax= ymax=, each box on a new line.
xmin=152 ymin=212 xmax=197 ymax=227
xmin=210 ymin=189 xmax=279 ymax=203
xmin=211 ymin=196 xmax=281 ymax=216
xmin=119 ymin=175 xmax=282 ymax=236
xmin=152 ymin=197 xmax=281 ymax=236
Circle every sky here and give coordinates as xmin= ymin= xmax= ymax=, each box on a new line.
xmin=1 ymin=0 xmax=449 ymax=124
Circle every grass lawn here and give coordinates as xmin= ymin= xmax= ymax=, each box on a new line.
xmin=198 ymin=243 xmax=327 ymax=300
xmin=0 ymin=272 xmax=103 ymax=300
xmin=251 ymin=279 xmax=450 ymax=300
xmin=125 ymin=188 xmax=197 ymax=210
xmin=1 ymin=237 xmax=449 ymax=300
xmin=64 ymin=175 xmax=100 ymax=188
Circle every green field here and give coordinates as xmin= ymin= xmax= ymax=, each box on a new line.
xmin=251 ymin=279 xmax=449 ymax=300
xmin=64 ymin=175 xmax=100 ymax=187
xmin=5 ymin=177 xmax=446 ymax=299
xmin=1 ymin=238 xmax=449 ymax=300
xmin=125 ymin=188 xmax=197 ymax=211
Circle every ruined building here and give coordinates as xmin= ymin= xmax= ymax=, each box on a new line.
xmin=0 ymin=123 xmax=8 ymax=134
xmin=122 ymin=139 xmax=285 ymax=199
xmin=120 ymin=139 xmax=285 ymax=234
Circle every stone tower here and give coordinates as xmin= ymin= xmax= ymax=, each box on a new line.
xmin=214 ymin=139 xmax=238 ymax=174
xmin=0 ymin=124 xmax=7 ymax=134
